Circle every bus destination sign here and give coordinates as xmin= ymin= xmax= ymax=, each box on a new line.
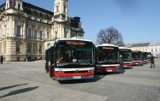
xmin=66 ymin=41 xmax=86 ymax=45
xmin=102 ymin=47 xmax=114 ymax=50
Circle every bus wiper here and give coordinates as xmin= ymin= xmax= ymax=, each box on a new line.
xmin=87 ymin=62 xmax=92 ymax=65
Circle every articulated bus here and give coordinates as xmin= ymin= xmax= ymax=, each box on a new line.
xmin=132 ymin=50 xmax=143 ymax=66
xmin=45 ymin=38 xmax=95 ymax=81
xmin=142 ymin=51 xmax=148 ymax=64
xmin=96 ymin=43 xmax=120 ymax=73
xmin=119 ymin=47 xmax=133 ymax=69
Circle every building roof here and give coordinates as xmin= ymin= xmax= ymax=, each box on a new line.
xmin=131 ymin=42 xmax=150 ymax=47
xmin=150 ymin=42 xmax=160 ymax=46
xmin=0 ymin=3 xmax=5 ymax=14
xmin=0 ymin=1 xmax=53 ymax=19
xmin=23 ymin=2 xmax=53 ymax=19
xmin=23 ymin=2 xmax=53 ymax=15
xmin=0 ymin=1 xmax=83 ymax=29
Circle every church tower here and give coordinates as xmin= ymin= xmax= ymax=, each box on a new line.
xmin=5 ymin=0 xmax=23 ymax=11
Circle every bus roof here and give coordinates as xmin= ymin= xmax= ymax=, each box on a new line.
xmin=119 ymin=47 xmax=131 ymax=50
xmin=96 ymin=43 xmax=119 ymax=47
xmin=56 ymin=37 xmax=93 ymax=43
xmin=46 ymin=37 xmax=93 ymax=50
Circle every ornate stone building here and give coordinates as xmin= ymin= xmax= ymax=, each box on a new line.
xmin=0 ymin=0 xmax=84 ymax=61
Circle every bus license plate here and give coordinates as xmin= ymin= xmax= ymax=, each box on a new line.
xmin=107 ymin=70 xmax=112 ymax=72
xmin=73 ymin=76 xmax=81 ymax=79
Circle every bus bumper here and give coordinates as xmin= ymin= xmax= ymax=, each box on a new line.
xmin=54 ymin=75 xmax=94 ymax=81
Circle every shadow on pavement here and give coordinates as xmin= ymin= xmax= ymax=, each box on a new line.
xmin=0 ymin=86 xmax=39 ymax=98
xmin=0 ymin=83 xmax=28 ymax=91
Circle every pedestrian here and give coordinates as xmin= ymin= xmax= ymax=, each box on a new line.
xmin=0 ymin=55 xmax=4 ymax=64
xmin=150 ymin=55 xmax=155 ymax=68
xmin=119 ymin=54 xmax=125 ymax=73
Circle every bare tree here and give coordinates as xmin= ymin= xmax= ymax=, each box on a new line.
xmin=96 ymin=26 xmax=124 ymax=46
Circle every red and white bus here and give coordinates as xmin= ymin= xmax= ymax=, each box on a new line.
xmin=45 ymin=38 xmax=95 ymax=81
xmin=132 ymin=50 xmax=143 ymax=66
xmin=119 ymin=47 xmax=133 ymax=69
xmin=142 ymin=51 xmax=148 ymax=64
xmin=96 ymin=43 xmax=120 ymax=73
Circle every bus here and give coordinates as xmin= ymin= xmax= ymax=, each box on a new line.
xmin=132 ymin=50 xmax=143 ymax=66
xmin=142 ymin=51 xmax=148 ymax=64
xmin=119 ymin=47 xmax=133 ymax=69
xmin=96 ymin=43 xmax=120 ymax=73
xmin=45 ymin=38 xmax=95 ymax=81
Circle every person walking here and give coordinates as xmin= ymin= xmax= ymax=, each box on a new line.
xmin=150 ymin=55 xmax=155 ymax=68
xmin=119 ymin=54 xmax=125 ymax=73
xmin=0 ymin=55 xmax=4 ymax=64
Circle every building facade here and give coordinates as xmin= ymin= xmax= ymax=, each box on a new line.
xmin=130 ymin=43 xmax=160 ymax=58
xmin=0 ymin=0 xmax=84 ymax=61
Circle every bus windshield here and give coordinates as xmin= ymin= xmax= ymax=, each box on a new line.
xmin=56 ymin=40 xmax=94 ymax=66
xmin=142 ymin=52 xmax=148 ymax=59
xmin=120 ymin=50 xmax=132 ymax=62
xmin=132 ymin=52 xmax=142 ymax=60
xmin=97 ymin=46 xmax=119 ymax=64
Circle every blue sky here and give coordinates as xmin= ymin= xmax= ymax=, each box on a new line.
xmin=1 ymin=0 xmax=160 ymax=44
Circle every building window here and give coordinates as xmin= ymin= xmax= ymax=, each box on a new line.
xmin=151 ymin=49 xmax=153 ymax=52
xmin=47 ymin=32 xmax=49 ymax=39
xmin=9 ymin=0 xmax=13 ymax=7
xmin=16 ymin=26 xmax=21 ymax=37
xmin=3 ymin=41 xmax=6 ymax=54
xmin=64 ymin=5 xmax=66 ymax=13
xmin=0 ymin=42 xmax=2 ymax=54
xmin=16 ymin=41 xmax=20 ymax=53
xmin=18 ymin=3 xmax=20 ymax=10
xmin=155 ymin=49 xmax=157 ymax=52
xmin=33 ymin=43 xmax=37 ymax=54
xmin=71 ymin=33 xmax=74 ymax=38
xmin=56 ymin=6 xmax=59 ymax=12
xmin=27 ymin=42 xmax=32 ymax=53
xmin=39 ymin=44 xmax=43 ymax=54
xmin=27 ymin=28 xmax=32 ymax=38
xmin=47 ymin=43 xmax=50 ymax=46
xmin=40 ymin=31 xmax=43 ymax=40
xmin=34 ymin=30 xmax=37 ymax=39
xmin=64 ymin=28 xmax=67 ymax=38
xmin=55 ymin=31 xmax=57 ymax=38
